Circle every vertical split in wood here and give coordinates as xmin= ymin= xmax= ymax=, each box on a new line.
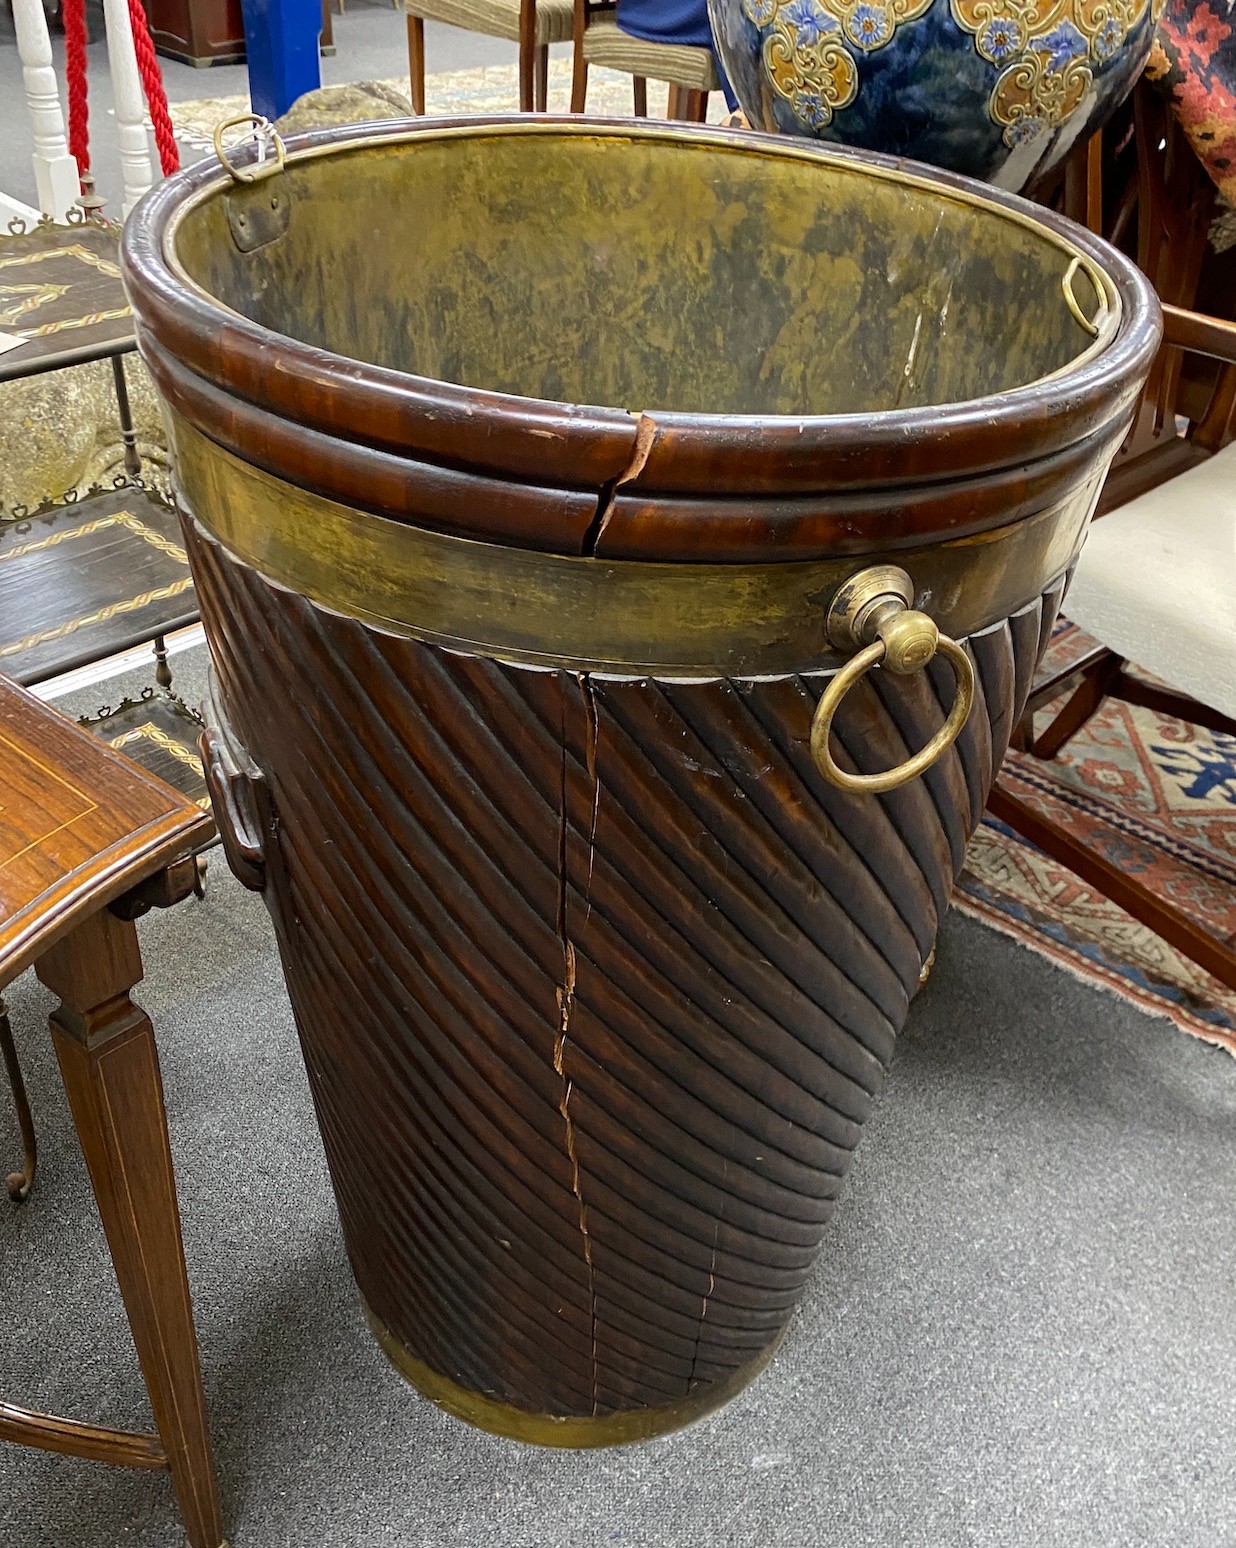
xmin=555 ymin=670 xmax=599 ymax=1415
xmin=581 ymin=412 xmax=658 ymax=556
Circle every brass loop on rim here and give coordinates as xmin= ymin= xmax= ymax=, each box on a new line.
xmin=810 ymin=631 xmax=976 ymax=795
xmin=1061 ymin=256 xmax=1107 ymax=339
xmin=213 ymin=114 xmax=287 ymax=185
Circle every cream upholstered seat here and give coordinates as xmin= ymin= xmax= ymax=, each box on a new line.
xmin=407 ymin=0 xmax=572 ymax=44
xmin=577 ymin=12 xmax=719 ymax=91
xmin=1065 ymin=441 xmax=1236 ymax=720
xmin=570 ymin=1 xmax=719 ymax=121
xmin=404 ymin=0 xmax=573 ymax=113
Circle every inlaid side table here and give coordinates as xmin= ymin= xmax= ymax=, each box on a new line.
xmin=0 ymin=674 xmax=223 ymax=1548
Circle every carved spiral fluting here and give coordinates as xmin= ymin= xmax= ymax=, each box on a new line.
xmin=187 ymin=516 xmax=1063 ymax=1433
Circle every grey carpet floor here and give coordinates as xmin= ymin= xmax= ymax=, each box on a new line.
xmin=3 ymin=654 xmax=1236 ymax=1546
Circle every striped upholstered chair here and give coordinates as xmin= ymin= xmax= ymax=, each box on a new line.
xmin=569 ymin=0 xmax=719 ymax=121
xmin=405 ymin=0 xmax=575 ymax=113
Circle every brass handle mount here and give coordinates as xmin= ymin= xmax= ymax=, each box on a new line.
xmin=810 ymin=565 xmax=976 ymax=795
xmin=1061 ymin=255 xmax=1109 ymax=338
xmin=213 ymin=113 xmax=287 ymax=185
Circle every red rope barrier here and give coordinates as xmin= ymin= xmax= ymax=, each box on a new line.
xmin=126 ymin=0 xmax=180 ymax=175
xmin=64 ymin=0 xmax=90 ymax=179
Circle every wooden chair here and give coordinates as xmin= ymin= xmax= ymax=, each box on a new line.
xmin=994 ymin=79 xmax=1236 ymax=989
xmin=404 ymin=0 xmax=575 ymax=114
xmin=992 ymin=301 xmax=1236 ymax=989
xmin=1092 ymin=84 xmax=1220 ymax=513
xmin=570 ymin=0 xmax=719 ymax=121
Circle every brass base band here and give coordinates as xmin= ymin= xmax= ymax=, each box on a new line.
xmin=171 ymin=416 xmax=1098 ymax=679
xmin=362 ymin=1298 xmax=786 ymax=1448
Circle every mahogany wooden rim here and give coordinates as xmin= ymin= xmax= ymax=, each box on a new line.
xmin=122 ymin=116 xmax=1162 ymax=560
xmin=147 ymin=333 xmax=1129 ymax=561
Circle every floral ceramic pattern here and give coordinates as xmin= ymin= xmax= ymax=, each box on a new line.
xmin=951 ymin=0 xmax=1165 ymax=146
xmin=749 ymin=0 xmax=930 ymax=125
xmin=744 ymin=0 xmax=1159 ymax=143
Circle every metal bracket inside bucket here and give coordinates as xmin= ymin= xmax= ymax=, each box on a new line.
xmin=215 ymin=115 xmax=291 ymax=254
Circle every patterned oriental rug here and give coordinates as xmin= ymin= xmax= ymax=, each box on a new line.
xmin=169 ymin=66 xmax=1235 ymax=1048
xmin=961 ymin=623 xmax=1236 ymax=1050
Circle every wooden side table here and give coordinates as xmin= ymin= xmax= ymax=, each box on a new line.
xmin=0 ymin=675 xmax=223 ymax=1548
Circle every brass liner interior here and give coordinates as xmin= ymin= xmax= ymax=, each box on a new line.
xmin=169 ymin=124 xmax=1112 ymax=418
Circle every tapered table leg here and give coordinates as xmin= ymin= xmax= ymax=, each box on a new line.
xmin=1 ymin=997 xmax=37 ymax=1201
xmin=35 ymin=909 xmax=224 ymax=1548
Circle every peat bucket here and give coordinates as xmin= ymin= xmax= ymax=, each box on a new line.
xmin=123 ymin=117 xmax=1159 ymax=1447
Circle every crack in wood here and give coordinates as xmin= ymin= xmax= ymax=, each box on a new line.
xmin=555 ymin=671 xmax=599 ymax=1416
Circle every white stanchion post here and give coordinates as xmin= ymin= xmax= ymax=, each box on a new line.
xmin=101 ymin=0 xmax=155 ymax=216
xmin=12 ymin=0 xmax=80 ymax=222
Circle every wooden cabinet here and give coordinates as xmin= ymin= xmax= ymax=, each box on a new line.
xmin=145 ymin=0 xmax=246 ymax=66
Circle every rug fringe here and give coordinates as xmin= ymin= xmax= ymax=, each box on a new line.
xmin=951 ymin=890 xmax=1236 ymax=1057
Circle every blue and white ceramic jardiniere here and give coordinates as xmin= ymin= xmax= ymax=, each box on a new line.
xmin=708 ymin=0 xmax=1163 ymax=188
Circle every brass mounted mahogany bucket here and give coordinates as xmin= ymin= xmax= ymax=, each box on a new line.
xmin=123 ymin=117 xmax=1159 ymax=1447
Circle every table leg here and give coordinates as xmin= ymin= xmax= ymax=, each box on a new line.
xmin=35 ymin=909 xmax=224 ymax=1548
xmin=0 ymin=996 xmax=37 ymax=1202
xmin=110 ymin=355 xmax=142 ymax=480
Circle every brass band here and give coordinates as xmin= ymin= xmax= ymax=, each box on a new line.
xmin=170 ymin=413 xmax=1097 ymax=679
xmin=363 ymin=1298 xmax=785 ymax=1448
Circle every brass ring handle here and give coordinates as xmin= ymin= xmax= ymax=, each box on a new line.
xmin=213 ymin=113 xmax=287 ymax=185
xmin=810 ymin=564 xmax=976 ymax=795
xmin=1061 ymin=255 xmax=1108 ymax=339
xmin=810 ymin=633 xmax=975 ymax=794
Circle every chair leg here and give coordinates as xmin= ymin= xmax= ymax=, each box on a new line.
xmin=570 ymin=7 xmax=588 ymax=114
xmin=517 ymin=3 xmax=536 ymax=110
xmin=1112 ymin=672 xmax=1236 ymax=741
xmin=36 ymin=909 xmax=224 ymax=1548
xmin=633 ymin=75 xmax=647 ymax=116
xmin=668 ymin=86 xmax=709 ymax=122
xmin=535 ymin=43 xmax=549 ymax=111
xmin=406 ymin=14 xmax=426 ymax=114
xmin=1025 ymin=649 xmax=1124 ymax=760
xmin=1 ymin=999 xmax=36 ymax=1204
xmin=684 ymin=88 xmax=709 ymax=122
xmin=989 ymin=782 xmax=1236 ymax=991
xmin=571 ymin=60 xmax=588 ymax=112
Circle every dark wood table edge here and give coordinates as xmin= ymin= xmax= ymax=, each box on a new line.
xmin=1 ymin=807 xmax=215 ymax=987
